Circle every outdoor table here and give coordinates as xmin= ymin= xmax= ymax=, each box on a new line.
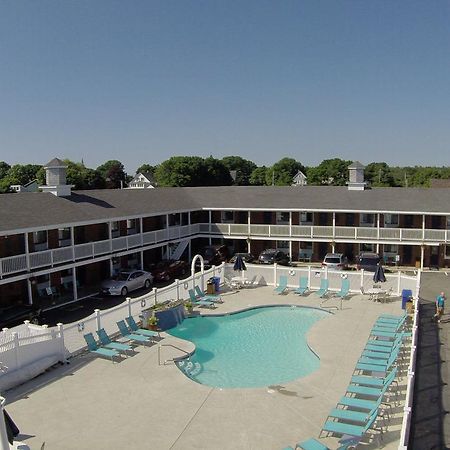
xmin=365 ymin=288 xmax=386 ymax=302
xmin=231 ymin=276 xmax=249 ymax=288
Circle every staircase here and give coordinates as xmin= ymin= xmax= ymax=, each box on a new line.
xmin=167 ymin=240 xmax=189 ymax=260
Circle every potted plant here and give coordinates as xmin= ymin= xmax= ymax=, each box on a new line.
xmin=148 ymin=314 xmax=159 ymax=331
xmin=184 ymin=300 xmax=193 ymax=314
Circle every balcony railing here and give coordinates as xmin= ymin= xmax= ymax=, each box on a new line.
xmin=0 ymin=222 xmax=448 ymax=279
xmin=0 ymin=224 xmax=200 ymax=278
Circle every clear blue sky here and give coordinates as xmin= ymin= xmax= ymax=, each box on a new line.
xmin=1 ymin=0 xmax=449 ymax=173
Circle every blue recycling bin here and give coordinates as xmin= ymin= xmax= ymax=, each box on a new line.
xmin=402 ymin=289 xmax=413 ymax=309
xmin=212 ymin=276 xmax=221 ymax=293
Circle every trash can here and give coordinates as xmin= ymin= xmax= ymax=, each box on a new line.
xmin=212 ymin=276 xmax=221 ymax=293
xmin=206 ymin=280 xmax=215 ymax=295
xmin=402 ymin=289 xmax=413 ymax=309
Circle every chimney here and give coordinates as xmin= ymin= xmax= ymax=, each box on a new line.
xmin=39 ymin=158 xmax=73 ymax=197
xmin=347 ymin=161 xmax=366 ymax=191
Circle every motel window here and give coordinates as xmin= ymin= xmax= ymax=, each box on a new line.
xmin=383 ymin=244 xmax=398 ymax=254
xmin=445 ymin=246 xmax=450 ymax=259
xmin=32 ymin=230 xmax=47 ymax=245
xmin=276 ymin=212 xmax=290 ymax=224
xmin=300 ymin=212 xmax=313 ymax=224
xmin=360 ymin=214 xmax=375 ymax=225
xmin=58 ymin=228 xmax=71 ymax=242
xmin=384 ymin=214 xmax=399 ymax=227
xmin=127 ymin=219 xmax=138 ymax=234
xmin=221 ymin=211 xmax=234 ymax=223
xmin=277 ymin=240 xmax=289 ymax=254
xmin=447 ymin=217 xmax=450 ymax=230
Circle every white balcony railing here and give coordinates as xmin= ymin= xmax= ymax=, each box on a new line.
xmin=0 ymin=222 xmax=448 ymax=279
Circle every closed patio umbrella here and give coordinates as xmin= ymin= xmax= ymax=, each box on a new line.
xmin=233 ymin=254 xmax=247 ymax=274
xmin=373 ymin=263 xmax=386 ymax=283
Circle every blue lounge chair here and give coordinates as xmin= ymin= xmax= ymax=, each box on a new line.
xmin=188 ymin=289 xmax=216 ymax=308
xmin=96 ymin=328 xmax=133 ymax=356
xmin=334 ymin=278 xmax=350 ymax=299
xmin=346 ymin=369 xmax=397 ymax=398
xmin=274 ymin=275 xmax=288 ymax=294
xmin=350 ymin=368 xmax=397 ymax=388
xmin=84 ymin=333 xmax=120 ymax=362
xmin=294 ymin=277 xmax=309 ymax=295
xmin=194 ymin=285 xmax=223 ymax=303
xmin=321 ymin=409 xmax=380 ymax=439
xmin=292 ymin=436 xmax=360 ymax=450
xmin=315 ymin=278 xmax=329 ymax=298
xmin=126 ymin=316 xmax=160 ymax=339
xmin=117 ymin=320 xmax=151 ymax=345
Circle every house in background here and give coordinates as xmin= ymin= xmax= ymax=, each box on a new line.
xmin=292 ymin=170 xmax=307 ymax=186
xmin=10 ymin=180 xmax=39 ymax=193
xmin=127 ymin=172 xmax=156 ymax=189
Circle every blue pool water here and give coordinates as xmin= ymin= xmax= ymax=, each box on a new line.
xmin=167 ymin=306 xmax=329 ymax=388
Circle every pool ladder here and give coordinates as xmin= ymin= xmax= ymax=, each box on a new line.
xmin=158 ymin=343 xmax=191 ymax=366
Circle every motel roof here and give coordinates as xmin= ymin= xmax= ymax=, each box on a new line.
xmin=0 ymin=185 xmax=450 ymax=234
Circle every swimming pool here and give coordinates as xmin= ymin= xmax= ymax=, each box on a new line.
xmin=167 ymin=306 xmax=329 ymax=388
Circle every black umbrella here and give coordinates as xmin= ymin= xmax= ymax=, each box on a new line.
xmin=373 ymin=263 xmax=386 ymax=283
xmin=233 ymin=254 xmax=247 ymax=273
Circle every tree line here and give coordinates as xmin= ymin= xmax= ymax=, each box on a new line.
xmin=0 ymin=156 xmax=449 ymax=193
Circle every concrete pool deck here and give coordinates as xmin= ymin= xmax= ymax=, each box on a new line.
xmin=6 ymin=287 xmax=409 ymax=450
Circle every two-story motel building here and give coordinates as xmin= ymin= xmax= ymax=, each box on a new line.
xmin=0 ymin=158 xmax=449 ymax=309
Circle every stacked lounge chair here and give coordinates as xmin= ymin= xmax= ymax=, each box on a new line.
xmin=317 ymin=312 xmax=410 ymax=446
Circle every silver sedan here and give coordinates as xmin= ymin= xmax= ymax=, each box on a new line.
xmin=101 ymin=270 xmax=153 ymax=296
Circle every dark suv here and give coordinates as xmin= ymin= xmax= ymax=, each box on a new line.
xmin=356 ymin=252 xmax=381 ymax=271
xmin=198 ymin=245 xmax=229 ymax=268
xmin=258 ymin=249 xmax=290 ymax=265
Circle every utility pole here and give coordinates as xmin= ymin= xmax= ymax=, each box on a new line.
xmin=272 ymin=170 xmax=275 ymax=186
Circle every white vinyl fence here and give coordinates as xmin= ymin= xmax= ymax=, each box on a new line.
xmin=224 ymin=263 xmax=419 ymax=298
xmin=398 ymin=271 xmax=421 ymax=450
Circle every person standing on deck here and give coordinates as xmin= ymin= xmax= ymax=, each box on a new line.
xmin=434 ymin=291 xmax=446 ymax=323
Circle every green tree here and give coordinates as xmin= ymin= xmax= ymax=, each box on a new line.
xmin=136 ymin=163 xmax=156 ymax=175
xmin=6 ymin=164 xmax=42 ymax=185
xmin=155 ymin=156 xmax=205 ymax=187
xmin=221 ymin=156 xmax=257 ymax=185
xmin=155 ymin=156 xmax=232 ymax=187
xmin=202 ymin=157 xmax=233 ymax=186
xmin=96 ymin=160 xmax=127 ymax=189
xmin=0 ymin=162 xmax=10 ymax=180
xmin=364 ymin=162 xmax=395 ymax=187
xmin=249 ymin=166 xmax=268 ymax=185
xmin=267 ymin=158 xmax=305 ymax=186
xmin=307 ymin=158 xmax=351 ymax=186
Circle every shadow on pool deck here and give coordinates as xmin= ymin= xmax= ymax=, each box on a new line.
xmin=409 ymin=272 xmax=449 ymax=450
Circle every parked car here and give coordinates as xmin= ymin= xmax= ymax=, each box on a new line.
xmin=322 ymin=253 xmax=348 ymax=270
xmin=101 ymin=270 xmax=153 ymax=296
xmin=152 ymin=259 xmax=189 ymax=282
xmin=197 ymin=244 xmax=229 ymax=268
xmin=356 ymin=252 xmax=381 ymax=272
xmin=229 ymin=253 xmax=256 ymax=264
xmin=258 ymin=249 xmax=290 ymax=265
xmin=0 ymin=304 xmax=43 ymax=329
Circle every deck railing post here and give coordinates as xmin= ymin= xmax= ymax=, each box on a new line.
xmin=94 ymin=309 xmax=101 ymax=331
xmin=273 ymin=263 xmax=277 ymax=286
xmin=57 ymin=322 xmax=68 ymax=363
xmin=127 ymin=297 xmax=132 ymax=318
xmin=12 ymin=332 xmax=20 ymax=371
